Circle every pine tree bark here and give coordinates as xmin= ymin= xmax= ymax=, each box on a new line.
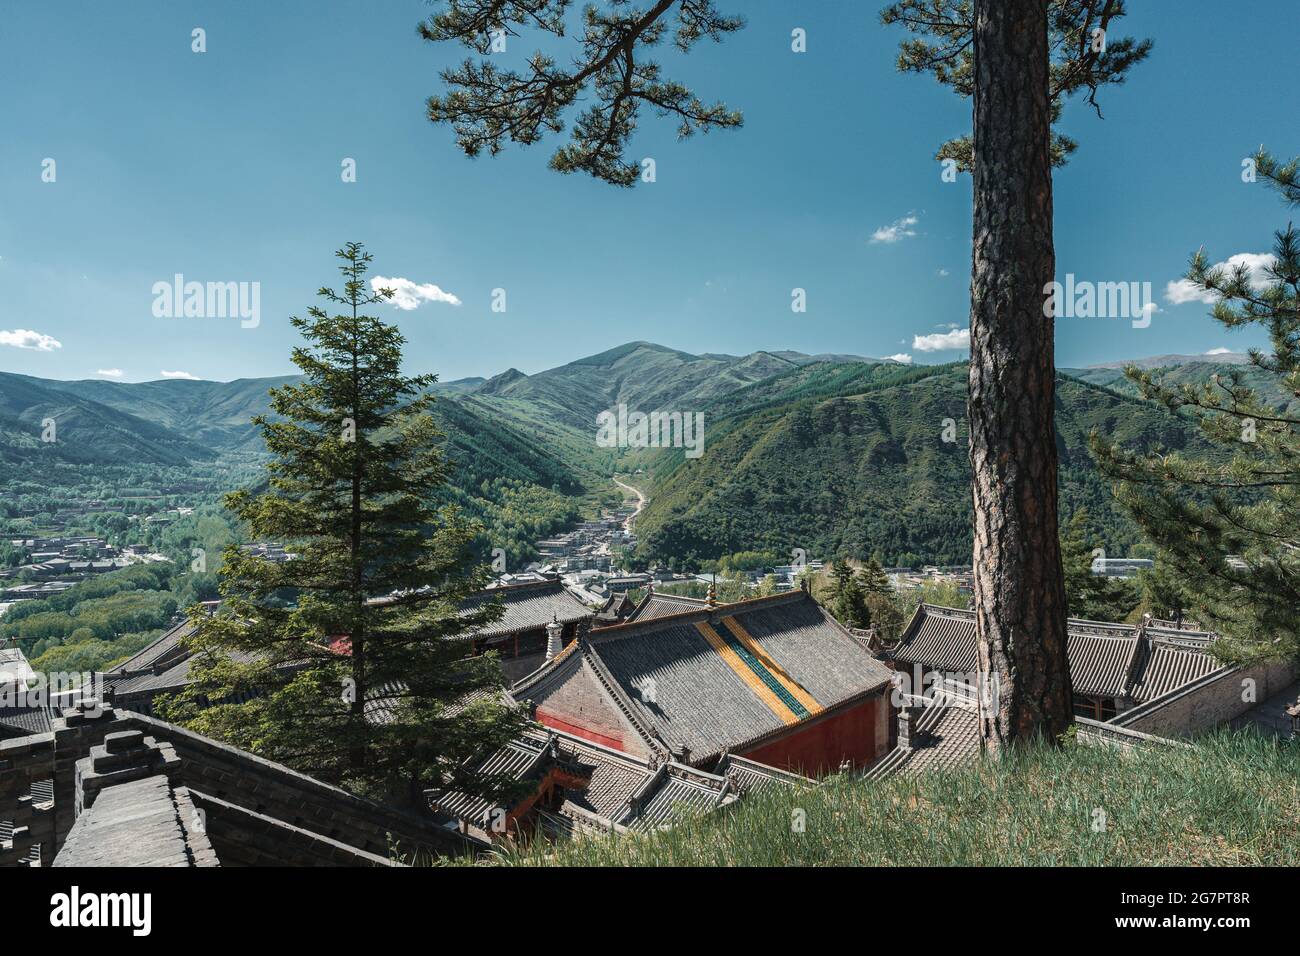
xmin=969 ymin=0 xmax=1073 ymax=749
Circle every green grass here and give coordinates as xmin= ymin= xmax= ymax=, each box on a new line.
xmin=480 ymin=730 xmax=1300 ymax=866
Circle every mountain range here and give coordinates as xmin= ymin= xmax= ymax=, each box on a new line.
xmin=0 ymin=342 xmax=1264 ymax=564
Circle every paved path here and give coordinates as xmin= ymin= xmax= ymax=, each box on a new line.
xmin=1230 ymin=679 xmax=1299 ymax=738
xmin=612 ymin=477 xmax=647 ymax=530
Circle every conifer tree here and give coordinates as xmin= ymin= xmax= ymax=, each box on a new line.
xmin=1093 ymin=151 xmax=1300 ymax=663
xmin=859 ymin=558 xmax=908 ymax=640
xmin=825 ymin=559 xmax=871 ymax=630
xmin=1059 ymin=510 xmax=1138 ymax=622
xmin=883 ymin=0 xmax=1149 ymax=747
xmin=158 ymin=243 xmax=531 ymax=804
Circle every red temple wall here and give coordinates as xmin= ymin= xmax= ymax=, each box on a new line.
xmin=739 ymin=694 xmax=884 ymax=776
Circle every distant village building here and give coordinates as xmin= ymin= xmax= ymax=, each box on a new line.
xmin=1090 ymin=557 xmax=1154 ymax=578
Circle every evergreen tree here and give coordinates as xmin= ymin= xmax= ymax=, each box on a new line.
xmin=858 ymin=557 xmax=907 ymax=639
xmin=1133 ymin=556 xmax=1190 ymax=625
xmin=1094 ymin=151 xmax=1300 ymax=663
xmin=859 ymin=558 xmax=893 ymax=596
xmin=420 ymin=0 xmax=744 ymax=186
xmin=883 ymin=0 xmax=1149 ymax=748
xmin=1059 ymin=510 xmax=1139 ymax=622
xmin=825 ymin=559 xmax=871 ymax=630
xmin=158 ymin=243 xmax=531 ymax=804
xmin=417 ymin=1 xmax=1150 ymax=748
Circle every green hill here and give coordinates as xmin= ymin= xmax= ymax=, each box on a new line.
xmin=632 ymin=362 xmax=1221 ymax=566
xmin=3 ymin=347 xmax=1253 ymax=568
xmin=0 ymin=372 xmax=217 ymax=466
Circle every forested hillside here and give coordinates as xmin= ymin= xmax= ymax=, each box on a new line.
xmin=2 ymin=347 xmax=1249 ymax=570
xmin=633 ymin=362 xmax=1222 ymax=566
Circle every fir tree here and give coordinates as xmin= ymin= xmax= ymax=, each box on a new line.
xmin=157 ymin=242 xmax=532 ymax=805
xmin=882 ymin=0 xmax=1150 ymax=747
xmin=1059 ymin=510 xmax=1139 ymax=622
xmin=859 ymin=557 xmax=908 ymax=639
xmin=825 ymin=559 xmax=871 ymax=630
xmin=1094 ymin=151 xmax=1300 ymax=663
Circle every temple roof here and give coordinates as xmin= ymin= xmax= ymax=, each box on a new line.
xmin=625 ymin=591 xmax=711 ymax=622
xmin=459 ymin=579 xmax=592 ymax=641
xmin=514 ymin=590 xmax=893 ymax=764
xmin=866 ymin=690 xmax=981 ymax=779
xmin=892 ymin=605 xmax=1228 ymax=705
xmin=714 ymin=753 xmax=814 ymax=795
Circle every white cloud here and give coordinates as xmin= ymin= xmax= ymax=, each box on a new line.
xmin=885 ymin=353 xmax=913 ymax=364
xmin=160 ymin=369 xmax=199 ymax=380
xmin=0 ymin=328 xmax=62 ymax=351
xmin=96 ymin=368 xmax=124 ymax=378
xmin=936 ymin=268 xmax=950 ymax=277
xmin=912 ymin=328 xmax=970 ymax=352
xmin=1205 ymin=347 xmax=1236 ymax=355
xmin=870 ymin=214 xmax=920 ymax=244
xmin=371 ymin=275 xmax=461 ymax=309
xmin=1165 ymin=252 xmax=1277 ymax=305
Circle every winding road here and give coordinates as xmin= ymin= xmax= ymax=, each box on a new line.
xmin=612 ymin=476 xmax=647 ymax=530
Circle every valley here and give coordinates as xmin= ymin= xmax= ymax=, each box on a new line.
xmin=1 ymin=341 xmax=1237 ymax=574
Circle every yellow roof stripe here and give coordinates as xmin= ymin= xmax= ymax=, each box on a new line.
xmin=694 ymin=621 xmax=801 ymax=726
xmin=720 ymin=616 xmax=824 ymax=716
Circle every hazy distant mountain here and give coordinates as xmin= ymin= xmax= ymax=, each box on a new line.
xmin=1080 ymin=351 xmax=1252 ymax=370
xmin=0 ymin=372 xmax=218 ymax=466
xmin=1066 ymin=355 xmax=1298 ymax=415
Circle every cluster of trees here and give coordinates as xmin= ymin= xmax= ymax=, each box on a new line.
xmin=1 ymin=561 xmax=218 ymax=673
xmin=453 ymin=477 xmax=582 ymax=568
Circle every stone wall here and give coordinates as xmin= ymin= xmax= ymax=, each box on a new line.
xmin=0 ymin=731 xmax=56 ymax=865
xmin=1115 ymin=659 xmax=1298 ymax=738
xmin=1 ymin=701 xmax=482 ymax=866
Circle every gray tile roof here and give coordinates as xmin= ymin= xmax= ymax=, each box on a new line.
xmin=893 ymin=605 xmax=980 ymax=673
xmin=0 ymin=703 xmax=52 ymax=737
xmin=867 ymin=691 xmax=981 ymax=779
xmin=428 ymin=733 xmax=556 ymax=828
xmin=103 ymin=620 xmax=195 ymax=678
xmin=518 ymin=591 xmax=894 ymax=764
xmin=429 ymin=726 xmax=740 ymax=837
xmin=617 ymin=763 xmax=736 ymax=831
xmin=893 ymin=605 xmax=1228 ymax=708
xmin=552 ymin=735 xmax=655 ymax=820
xmin=626 ymin=591 xmax=710 ymax=622
xmin=1067 ymin=627 xmax=1139 ymax=699
xmin=1128 ymin=638 xmax=1229 ymax=702
xmin=459 ymin=580 xmax=592 ymax=641
xmin=108 ymin=646 xmax=261 ymax=700
xmin=714 ymin=753 xmax=814 ymax=795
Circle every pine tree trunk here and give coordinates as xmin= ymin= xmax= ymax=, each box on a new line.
xmin=969 ymin=0 xmax=1072 ymax=749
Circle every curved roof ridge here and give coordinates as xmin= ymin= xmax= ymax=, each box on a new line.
xmin=585 ymin=589 xmax=813 ymax=644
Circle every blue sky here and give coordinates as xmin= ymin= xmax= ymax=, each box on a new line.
xmin=2 ymin=0 xmax=1296 ymax=384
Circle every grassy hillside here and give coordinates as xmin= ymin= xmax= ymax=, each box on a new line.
xmin=633 ymin=362 xmax=1221 ymax=566
xmin=488 ymin=730 xmax=1300 ymax=866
